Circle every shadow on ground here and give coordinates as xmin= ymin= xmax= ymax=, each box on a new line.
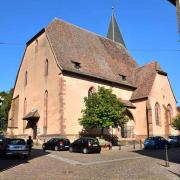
xmin=133 ymin=147 xmax=180 ymax=164
xmin=0 ymin=148 xmax=49 ymax=172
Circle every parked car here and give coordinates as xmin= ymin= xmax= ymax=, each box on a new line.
xmin=69 ymin=137 xmax=101 ymax=154
xmin=42 ymin=138 xmax=70 ymax=151
xmin=144 ymin=136 xmax=169 ymax=149
xmin=0 ymin=138 xmax=29 ymax=158
xmin=168 ymin=135 xmax=180 ymax=147
xmin=0 ymin=136 xmax=5 ymax=154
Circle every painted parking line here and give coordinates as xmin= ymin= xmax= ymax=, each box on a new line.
xmin=47 ymin=154 xmax=145 ymax=166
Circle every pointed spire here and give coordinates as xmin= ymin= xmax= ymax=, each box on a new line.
xmin=107 ymin=6 xmax=126 ymax=47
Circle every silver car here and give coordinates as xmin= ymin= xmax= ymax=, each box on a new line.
xmin=3 ymin=138 xmax=29 ymax=158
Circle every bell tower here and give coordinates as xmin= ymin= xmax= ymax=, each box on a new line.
xmin=107 ymin=6 xmax=126 ymax=47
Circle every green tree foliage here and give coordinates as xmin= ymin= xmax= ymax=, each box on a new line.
xmin=172 ymin=113 xmax=180 ymax=131
xmin=79 ymin=86 xmax=128 ymax=135
xmin=0 ymin=89 xmax=13 ymax=130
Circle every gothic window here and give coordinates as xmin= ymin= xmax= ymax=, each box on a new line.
xmin=88 ymin=86 xmax=96 ymax=97
xmin=23 ymin=98 xmax=27 ymax=116
xmin=44 ymin=91 xmax=48 ymax=134
xmin=45 ymin=59 xmax=48 ymax=76
xmin=167 ymin=104 xmax=173 ymax=124
xmin=155 ymin=103 xmax=161 ymax=126
xmin=24 ymin=71 xmax=28 ymax=86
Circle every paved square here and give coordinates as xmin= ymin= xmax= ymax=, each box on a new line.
xmin=0 ymin=147 xmax=179 ymax=180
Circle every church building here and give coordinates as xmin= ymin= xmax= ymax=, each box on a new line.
xmin=7 ymin=9 xmax=179 ymax=141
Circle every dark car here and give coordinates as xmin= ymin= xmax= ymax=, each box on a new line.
xmin=144 ymin=136 xmax=169 ymax=149
xmin=69 ymin=137 xmax=101 ymax=154
xmin=0 ymin=138 xmax=29 ymax=158
xmin=0 ymin=136 xmax=5 ymax=154
xmin=168 ymin=135 xmax=180 ymax=147
xmin=42 ymin=138 xmax=70 ymax=151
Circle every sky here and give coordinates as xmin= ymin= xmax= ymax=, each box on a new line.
xmin=0 ymin=0 xmax=179 ymax=104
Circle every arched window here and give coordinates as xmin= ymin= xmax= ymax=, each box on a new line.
xmin=167 ymin=104 xmax=173 ymax=124
xmin=23 ymin=98 xmax=27 ymax=116
xmin=24 ymin=71 xmax=28 ymax=86
xmin=45 ymin=59 xmax=48 ymax=76
xmin=155 ymin=103 xmax=161 ymax=126
xmin=88 ymin=86 xmax=96 ymax=97
xmin=44 ymin=91 xmax=48 ymax=134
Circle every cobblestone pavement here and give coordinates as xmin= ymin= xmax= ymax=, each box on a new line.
xmin=0 ymin=147 xmax=179 ymax=180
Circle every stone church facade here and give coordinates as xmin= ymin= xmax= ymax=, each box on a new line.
xmin=7 ymin=13 xmax=179 ymax=141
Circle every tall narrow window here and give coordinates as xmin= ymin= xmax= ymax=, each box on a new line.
xmin=167 ymin=104 xmax=173 ymax=124
xmin=45 ymin=59 xmax=48 ymax=76
xmin=155 ymin=103 xmax=160 ymax=126
xmin=88 ymin=86 xmax=96 ymax=97
xmin=44 ymin=91 xmax=48 ymax=134
xmin=24 ymin=71 xmax=28 ymax=86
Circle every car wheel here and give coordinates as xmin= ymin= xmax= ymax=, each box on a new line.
xmin=69 ymin=147 xmax=73 ymax=152
xmin=23 ymin=155 xmax=28 ymax=159
xmin=54 ymin=146 xmax=59 ymax=151
xmin=83 ymin=148 xmax=89 ymax=154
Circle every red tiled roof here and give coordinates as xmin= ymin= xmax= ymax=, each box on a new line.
xmin=26 ymin=18 xmax=171 ymax=101
xmin=120 ymin=99 xmax=136 ymax=108
xmin=45 ymin=18 xmax=138 ymax=88
xmin=130 ymin=62 xmax=163 ymax=101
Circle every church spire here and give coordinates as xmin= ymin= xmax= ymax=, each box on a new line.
xmin=107 ymin=6 xmax=126 ymax=47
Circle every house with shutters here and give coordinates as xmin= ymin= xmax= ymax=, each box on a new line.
xmin=7 ymin=10 xmax=179 ymax=141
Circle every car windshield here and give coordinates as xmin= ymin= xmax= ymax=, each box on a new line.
xmin=88 ymin=139 xmax=99 ymax=144
xmin=146 ymin=137 xmax=153 ymax=140
xmin=7 ymin=139 xmax=26 ymax=145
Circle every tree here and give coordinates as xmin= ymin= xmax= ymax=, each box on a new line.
xmin=79 ymin=86 xmax=128 ymax=135
xmin=171 ymin=113 xmax=180 ymax=131
xmin=0 ymin=89 xmax=13 ymax=131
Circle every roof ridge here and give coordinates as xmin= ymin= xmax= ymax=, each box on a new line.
xmin=48 ymin=18 xmax=128 ymax=51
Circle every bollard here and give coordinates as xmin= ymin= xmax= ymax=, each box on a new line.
xmin=119 ymin=144 xmax=121 ymax=150
xmin=140 ymin=140 xmax=142 ymax=149
xmin=165 ymin=144 xmax=170 ymax=167
xmin=133 ymin=140 xmax=136 ymax=150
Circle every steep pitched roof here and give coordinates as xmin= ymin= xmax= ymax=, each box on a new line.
xmin=130 ymin=61 xmax=164 ymax=101
xmin=107 ymin=10 xmax=126 ymax=47
xmin=25 ymin=18 xmax=175 ymax=102
xmin=45 ymin=18 xmax=137 ymax=88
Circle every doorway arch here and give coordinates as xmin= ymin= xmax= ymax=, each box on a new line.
xmin=121 ymin=110 xmax=135 ymax=138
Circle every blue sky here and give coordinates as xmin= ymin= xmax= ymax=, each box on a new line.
xmin=0 ymin=0 xmax=179 ymax=104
